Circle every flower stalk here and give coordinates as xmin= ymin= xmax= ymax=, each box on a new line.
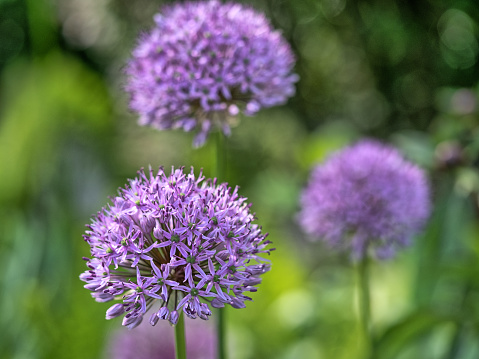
xmin=357 ymin=255 xmax=372 ymax=358
xmin=175 ymin=313 xmax=187 ymax=359
xmin=216 ymin=130 xmax=227 ymax=359
xmin=217 ymin=307 xmax=226 ymax=359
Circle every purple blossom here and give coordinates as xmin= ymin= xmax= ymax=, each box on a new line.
xmin=106 ymin=319 xmax=216 ymax=359
xmin=125 ymin=0 xmax=298 ymax=147
xmin=81 ymin=167 xmax=272 ymax=327
xmin=298 ymin=140 xmax=430 ymax=260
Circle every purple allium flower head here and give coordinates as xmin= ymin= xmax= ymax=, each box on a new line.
xmin=81 ymin=167 xmax=272 ymax=327
xmin=125 ymin=0 xmax=298 ymax=147
xmin=298 ymin=140 xmax=430 ymax=260
xmin=107 ymin=318 xmax=216 ymax=359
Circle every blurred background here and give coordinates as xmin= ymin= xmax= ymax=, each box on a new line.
xmin=0 ymin=0 xmax=478 ymax=358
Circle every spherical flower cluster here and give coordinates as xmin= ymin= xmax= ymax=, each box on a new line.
xmin=80 ymin=167 xmax=272 ymax=328
xmin=125 ymin=0 xmax=298 ymax=147
xmin=107 ymin=319 xmax=215 ymax=359
xmin=298 ymin=140 xmax=430 ymax=260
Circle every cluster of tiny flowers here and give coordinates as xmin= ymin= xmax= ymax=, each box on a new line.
xmin=107 ymin=319 xmax=215 ymax=359
xmin=80 ymin=167 xmax=272 ymax=328
xmin=125 ymin=0 xmax=298 ymax=147
xmin=298 ymin=140 xmax=430 ymax=260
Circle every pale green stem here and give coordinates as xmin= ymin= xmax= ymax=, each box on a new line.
xmin=217 ymin=307 xmax=226 ymax=359
xmin=357 ymin=256 xmax=372 ymax=358
xmin=175 ymin=313 xmax=187 ymax=359
xmin=215 ymin=130 xmax=227 ymax=359
xmin=215 ymin=131 xmax=226 ymax=181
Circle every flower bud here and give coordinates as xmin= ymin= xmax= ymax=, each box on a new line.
xmin=106 ymin=303 xmax=125 ymax=320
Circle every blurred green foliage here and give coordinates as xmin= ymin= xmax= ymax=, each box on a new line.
xmin=0 ymin=0 xmax=478 ymax=358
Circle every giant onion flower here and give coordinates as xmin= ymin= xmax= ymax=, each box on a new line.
xmin=298 ymin=140 xmax=430 ymax=260
xmin=80 ymin=167 xmax=272 ymax=328
xmin=125 ymin=1 xmax=298 ymax=147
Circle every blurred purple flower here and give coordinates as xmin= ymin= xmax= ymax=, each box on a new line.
xmin=81 ymin=167 xmax=272 ymax=328
xmin=107 ymin=318 xmax=216 ymax=359
xmin=125 ymin=0 xmax=298 ymax=147
xmin=298 ymin=140 xmax=430 ymax=260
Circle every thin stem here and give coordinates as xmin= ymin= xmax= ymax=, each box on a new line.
xmin=215 ymin=131 xmax=226 ymax=181
xmin=215 ymin=130 xmax=227 ymax=359
xmin=217 ymin=308 xmax=226 ymax=359
xmin=175 ymin=312 xmax=187 ymax=359
xmin=357 ymin=256 xmax=372 ymax=358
